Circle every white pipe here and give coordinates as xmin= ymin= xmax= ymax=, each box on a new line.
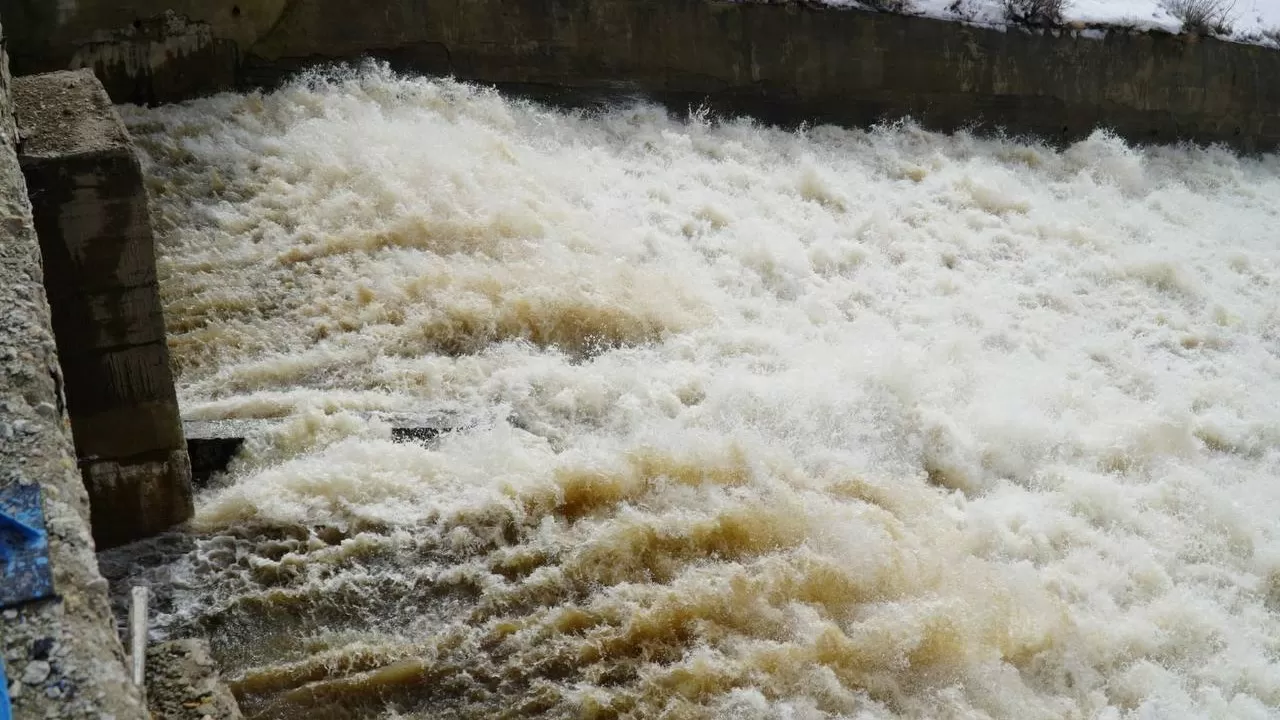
xmin=128 ymin=586 xmax=148 ymax=700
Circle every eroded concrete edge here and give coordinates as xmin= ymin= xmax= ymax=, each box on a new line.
xmin=0 ymin=17 xmax=148 ymax=720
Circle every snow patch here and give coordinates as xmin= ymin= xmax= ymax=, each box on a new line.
xmin=809 ymin=0 xmax=1280 ymax=46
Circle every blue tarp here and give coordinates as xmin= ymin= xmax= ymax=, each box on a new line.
xmin=0 ymin=655 xmax=11 ymax=720
xmin=0 ymin=484 xmax=56 ymax=720
xmin=0 ymin=484 xmax=54 ymax=610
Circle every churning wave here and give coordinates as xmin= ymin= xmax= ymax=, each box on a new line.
xmin=121 ymin=63 xmax=1280 ymax=719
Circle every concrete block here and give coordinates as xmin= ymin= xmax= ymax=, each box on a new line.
xmin=81 ymin=450 xmax=193 ymax=550
xmin=13 ymin=69 xmax=193 ymax=549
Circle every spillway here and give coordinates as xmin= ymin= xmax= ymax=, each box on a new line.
xmin=118 ymin=63 xmax=1280 ymax=719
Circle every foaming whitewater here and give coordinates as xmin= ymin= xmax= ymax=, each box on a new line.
xmin=120 ymin=64 xmax=1280 ymax=719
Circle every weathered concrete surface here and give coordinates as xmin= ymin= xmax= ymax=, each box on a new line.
xmin=4 ymin=0 xmax=1280 ymax=150
xmin=13 ymin=69 xmax=194 ymax=550
xmin=146 ymin=639 xmax=244 ymax=720
xmin=0 ymin=19 xmax=149 ymax=720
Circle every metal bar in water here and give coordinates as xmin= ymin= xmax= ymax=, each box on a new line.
xmin=128 ymin=586 xmax=148 ymax=699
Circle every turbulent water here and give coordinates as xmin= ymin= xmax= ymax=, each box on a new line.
xmin=120 ymin=64 xmax=1280 ymax=719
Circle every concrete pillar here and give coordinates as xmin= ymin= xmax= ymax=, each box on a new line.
xmin=12 ymin=69 xmax=192 ymax=550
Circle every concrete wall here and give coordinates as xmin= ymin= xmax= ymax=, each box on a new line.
xmin=13 ymin=69 xmax=194 ymax=551
xmin=3 ymin=0 xmax=1280 ymax=150
xmin=0 ymin=18 xmax=148 ymax=720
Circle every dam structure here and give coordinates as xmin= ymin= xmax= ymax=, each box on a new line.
xmin=2 ymin=1 xmax=1280 ymax=719
xmin=2 ymin=0 xmax=1280 ymax=150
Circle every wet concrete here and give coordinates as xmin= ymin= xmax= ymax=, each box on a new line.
xmin=13 ymin=69 xmax=194 ymax=550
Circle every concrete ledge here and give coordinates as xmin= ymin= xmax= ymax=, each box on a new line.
xmin=13 ymin=69 xmax=193 ymax=550
xmin=0 ymin=19 xmax=148 ymax=719
xmin=4 ymin=1 xmax=1280 ymax=150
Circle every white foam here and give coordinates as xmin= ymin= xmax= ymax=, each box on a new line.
xmin=123 ymin=65 xmax=1280 ymax=718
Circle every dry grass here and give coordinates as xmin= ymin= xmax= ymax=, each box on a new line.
xmin=1003 ymin=0 xmax=1068 ymax=27
xmin=862 ymin=0 xmax=915 ymax=12
xmin=1163 ymin=0 xmax=1237 ymax=35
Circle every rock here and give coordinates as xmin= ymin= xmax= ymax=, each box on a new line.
xmin=22 ymin=660 xmax=51 ymax=685
xmin=31 ymin=637 xmax=55 ymax=660
xmin=144 ymin=639 xmax=242 ymax=720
